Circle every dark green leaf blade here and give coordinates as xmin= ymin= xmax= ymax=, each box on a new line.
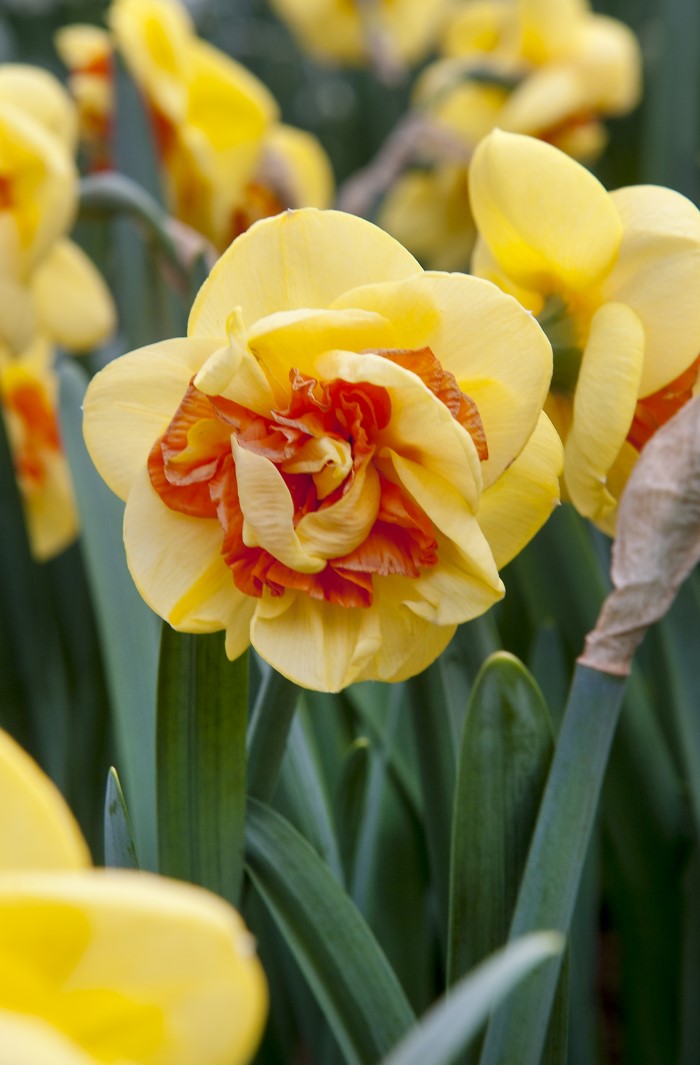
xmin=245 ymin=798 xmax=415 ymax=1065
xmin=104 ymin=767 xmax=139 ymax=870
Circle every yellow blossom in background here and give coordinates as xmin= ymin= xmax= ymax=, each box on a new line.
xmin=65 ymin=0 xmax=334 ymax=251
xmin=0 ymin=337 xmax=77 ymax=561
xmin=0 ymin=65 xmax=116 ymax=558
xmin=0 ymin=727 xmax=267 ymax=1065
xmin=379 ymin=0 xmax=641 ymax=268
xmin=54 ymin=25 xmax=113 ymax=170
xmin=469 ymin=130 xmax=700 ymax=535
xmin=84 ymin=208 xmax=562 ymax=691
xmin=269 ymin=0 xmax=453 ymax=73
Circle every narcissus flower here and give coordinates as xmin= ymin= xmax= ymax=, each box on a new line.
xmin=469 ymin=130 xmax=700 ymax=535
xmin=269 ymin=0 xmax=452 ymax=72
xmin=0 ymin=727 xmax=267 ymax=1065
xmin=101 ymin=0 xmax=333 ymax=250
xmin=0 ymin=337 xmax=77 ymax=560
xmin=54 ymin=24 xmax=113 ymax=170
xmin=380 ymin=0 xmax=641 ymax=269
xmin=84 ymin=208 xmax=561 ymax=691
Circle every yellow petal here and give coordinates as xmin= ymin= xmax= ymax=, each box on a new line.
xmin=470 ymin=237 xmax=545 ymax=314
xmin=296 ymin=458 xmax=381 ymax=559
xmin=21 ymin=448 xmax=79 ymax=563
xmin=109 ymin=0 xmax=192 ymax=121
xmin=564 ymin=301 xmax=645 ymax=527
xmin=263 ymin=123 xmax=334 ymax=209
xmin=0 ymin=729 xmax=90 ymax=872
xmin=0 ymin=276 xmax=37 ymax=353
xmin=54 ymin=24 xmax=112 ymax=72
xmin=0 ymin=869 xmax=267 ymax=1065
xmin=0 ymin=100 xmax=77 ymax=275
xmin=0 ymin=65 xmax=77 ymax=152
xmin=250 ymin=591 xmax=382 ymax=692
xmin=31 ymin=239 xmax=116 ymax=353
xmin=232 ymin=438 xmax=325 ymax=573
xmin=188 ymin=208 xmax=422 ymax=339
xmin=83 ymin=337 xmax=220 ymax=501
xmin=441 ymin=0 xmax=510 ymax=58
xmin=573 ymin=16 xmax=642 ymax=114
xmin=334 ymin=272 xmax=552 ymax=488
xmin=604 ymin=185 xmax=700 ymax=397
xmin=0 ymin=1013 xmax=97 ymax=1065
xmin=353 ymin=594 xmax=456 ymax=684
xmin=124 ymin=464 xmax=255 ymax=638
xmin=498 ymin=66 xmax=595 ymax=138
xmin=316 ymin=349 xmax=483 ymax=512
xmin=517 ymin=0 xmax=587 ymax=62
xmin=391 ymin=534 xmax=504 ymax=626
xmin=247 ymin=306 xmax=397 ymax=398
xmin=476 ymin=411 xmax=563 ymax=568
xmin=469 ymin=129 xmax=623 ymax=291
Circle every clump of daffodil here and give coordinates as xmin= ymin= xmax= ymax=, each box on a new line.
xmin=84 ymin=207 xmax=562 ymax=692
xmin=0 ymin=727 xmax=267 ymax=1065
xmin=379 ymin=0 xmax=641 ymax=269
xmin=57 ymin=0 xmax=334 ymax=251
xmin=269 ymin=0 xmax=452 ymax=76
xmin=469 ymin=129 xmax=700 ymax=536
xmin=0 ymin=65 xmax=116 ymax=559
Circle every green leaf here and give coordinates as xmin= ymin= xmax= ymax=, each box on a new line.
xmin=157 ymin=626 xmax=247 ymax=905
xmin=448 ymin=653 xmax=554 ymax=986
xmin=247 ymin=660 xmax=299 ymax=802
xmin=104 ymin=767 xmax=139 ymax=870
xmin=335 ymin=737 xmax=371 ymax=882
xmin=377 ymin=933 xmax=564 ymax=1065
xmin=245 ymin=799 xmax=415 ymax=1065
xmin=479 ymin=664 xmax=626 ymax=1065
xmin=276 ymin=714 xmax=344 ymax=882
xmin=58 ymin=358 xmax=159 ymax=869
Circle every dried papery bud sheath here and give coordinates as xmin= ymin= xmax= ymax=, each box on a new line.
xmin=580 ymin=394 xmax=700 ymax=676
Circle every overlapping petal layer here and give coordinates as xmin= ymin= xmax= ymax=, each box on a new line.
xmin=85 ymin=208 xmax=561 ymax=689
xmin=0 ymin=726 xmax=267 ymax=1065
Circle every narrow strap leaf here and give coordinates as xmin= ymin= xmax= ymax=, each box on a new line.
xmin=104 ymin=767 xmax=139 ymax=870
xmin=378 ymin=933 xmax=564 ymax=1065
xmin=247 ymin=661 xmax=299 ymax=802
xmin=58 ymin=359 xmax=159 ymax=869
xmin=157 ymin=626 xmax=248 ymax=906
xmin=479 ymin=664 xmax=626 ymax=1065
xmin=245 ymin=798 xmax=415 ymax=1065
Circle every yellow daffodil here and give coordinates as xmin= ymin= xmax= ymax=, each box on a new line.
xmin=0 ymin=64 xmax=77 ymax=155
xmin=469 ymin=130 xmax=700 ymax=535
xmin=106 ymin=0 xmax=333 ymax=250
xmin=380 ymin=0 xmax=640 ymax=269
xmin=0 ymin=336 xmax=77 ymax=561
xmin=84 ymin=208 xmax=562 ymax=691
xmin=269 ymin=0 xmax=452 ymax=71
xmin=0 ymin=727 xmax=267 ymax=1065
xmin=437 ymin=0 xmax=641 ymax=157
xmin=54 ymin=25 xmax=114 ymax=170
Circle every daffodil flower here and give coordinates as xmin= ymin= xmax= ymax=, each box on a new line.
xmin=0 ymin=337 xmax=77 ymax=561
xmin=469 ymin=129 xmax=700 ymax=535
xmin=0 ymin=727 xmax=267 ymax=1065
xmin=98 ymin=0 xmax=333 ymax=250
xmin=268 ymin=0 xmax=452 ymax=72
xmin=55 ymin=24 xmax=114 ymax=171
xmin=84 ymin=208 xmax=561 ymax=691
xmin=380 ymin=0 xmax=641 ymax=269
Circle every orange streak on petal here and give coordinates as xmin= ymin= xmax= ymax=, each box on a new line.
xmin=627 ymin=353 xmax=700 ymax=453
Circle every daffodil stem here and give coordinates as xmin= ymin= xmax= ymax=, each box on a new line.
xmin=479 ymin=662 xmax=626 ymax=1065
xmin=247 ymin=666 xmax=300 ymax=803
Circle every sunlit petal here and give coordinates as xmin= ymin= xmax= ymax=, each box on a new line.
xmin=31 ymin=239 xmax=116 ymax=353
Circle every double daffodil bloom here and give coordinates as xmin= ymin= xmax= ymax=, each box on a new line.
xmin=469 ymin=130 xmax=700 ymax=535
xmin=0 ymin=66 xmax=116 ymax=558
xmin=380 ymin=0 xmax=641 ymax=268
xmin=269 ymin=0 xmax=452 ymax=71
xmin=84 ymin=208 xmax=562 ymax=691
xmin=54 ymin=25 xmax=113 ymax=171
xmin=98 ymin=0 xmax=333 ymax=250
xmin=0 ymin=727 xmax=267 ymax=1065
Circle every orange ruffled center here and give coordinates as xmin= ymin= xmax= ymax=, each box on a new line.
xmin=627 ymin=354 xmax=700 ymax=453
xmin=148 ymin=345 xmax=487 ymax=609
xmin=3 ymin=377 xmax=61 ymax=486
